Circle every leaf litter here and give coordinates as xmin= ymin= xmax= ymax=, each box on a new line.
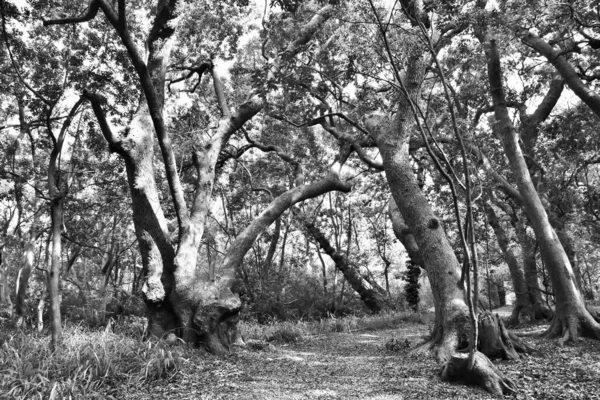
xmin=112 ymin=321 xmax=600 ymax=400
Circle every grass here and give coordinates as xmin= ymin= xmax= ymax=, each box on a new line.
xmin=0 ymin=311 xmax=430 ymax=399
xmin=0 ymin=322 xmax=185 ymax=399
xmin=238 ymin=310 xmax=430 ymax=343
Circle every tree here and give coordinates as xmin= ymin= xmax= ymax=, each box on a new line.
xmin=477 ymin=20 xmax=600 ymax=342
xmin=42 ymin=0 xmax=342 ymax=351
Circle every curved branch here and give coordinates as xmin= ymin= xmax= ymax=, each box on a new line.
xmin=219 ymin=172 xmax=351 ymax=274
xmin=42 ymin=0 xmax=100 ymax=26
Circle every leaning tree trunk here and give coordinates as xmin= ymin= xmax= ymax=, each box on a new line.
xmin=366 ymin=18 xmax=537 ymax=394
xmin=304 ymin=218 xmax=387 ymax=313
xmin=481 ymin=36 xmax=600 ymax=341
xmin=367 ymin=52 xmax=471 ymax=361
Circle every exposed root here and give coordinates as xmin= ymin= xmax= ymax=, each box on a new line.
xmin=542 ymin=312 xmax=600 ymax=343
xmin=409 ymin=340 xmax=435 ymax=357
xmin=440 ymin=351 xmax=517 ymax=395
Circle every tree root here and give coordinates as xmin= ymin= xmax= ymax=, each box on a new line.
xmin=542 ymin=311 xmax=600 ymax=343
xmin=440 ymin=351 xmax=517 ymax=395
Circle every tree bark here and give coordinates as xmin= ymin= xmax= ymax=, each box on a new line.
xmin=366 ymin=46 xmax=470 ymax=362
xmin=48 ymin=194 xmax=64 ymax=350
xmin=389 ymin=197 xmax=423 ymax=268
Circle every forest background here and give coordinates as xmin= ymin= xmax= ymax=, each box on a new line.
xmin=1 ymin=0 xmax=600 ymax=398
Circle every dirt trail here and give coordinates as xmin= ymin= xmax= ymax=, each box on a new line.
xmin=116 ymin=322 xmax=600 ymax=400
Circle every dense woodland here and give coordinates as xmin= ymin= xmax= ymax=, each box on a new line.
xmin=1 ymin=0 xmax=600 ymax=397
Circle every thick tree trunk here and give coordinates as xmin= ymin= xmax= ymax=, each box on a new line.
xmin=442 ymin=312 xmax=538 ymax=395
xmin=367 ymin=50 xmax=470 ymax=362
xmin=121 ymin=105 xmax=178 ymax=339
xmin=556 ymin=228 xmax=584 ymax=293
xmin=481 ymin=37 xmax=600 ymax=341
xmin=389 ymin=197 xmax=423 ymax=268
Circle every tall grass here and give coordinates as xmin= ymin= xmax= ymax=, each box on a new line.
xmin=0 ymin=323 xmax=185 ymax=399
xmin=238 ymin=310 xmax=428 ymax=343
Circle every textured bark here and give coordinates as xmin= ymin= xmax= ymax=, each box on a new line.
xmin=480 ymin=35 xmax=600 ymax=341
xmin=367 ymin=50 xmax=469 ymax=362
xmin=388 ymin=197 xmax=423 ymax=267
xmin=556 ymin=228 xmax=583 ymax=293
xmin=478 ymin=312 xmax=538 ymax=360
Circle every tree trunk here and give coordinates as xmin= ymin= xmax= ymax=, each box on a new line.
xmin=480 ymin=36 xmax=600 ymax=341
xmin=484 ymin=203 xmax=530 ymax=322
xmin=367 ymin=49 xmax=470 ymax=362
xmin=121 ymin=105 xmax=178 ymax=339
xmin=14 ymin=239 xmax=35 ymax=326
xmin=516 ymin=223 xmax=553 ymax=321
xmin=389 ymin=197 xmax=423 ymax=268
xmin=54 ymin=0 xmax=334 ymax=351
xmin=556 ymin=228 xmax=584 ymax=293
xmin=48 ymin=195 xmax=63 ymax=350
xmin=0 ymin=247 xmax=13 ymax=316
xmin=305 ymin=219 xmax=388 ymax=313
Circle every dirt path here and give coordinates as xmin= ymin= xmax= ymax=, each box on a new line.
xmin=114 ymin=322 xmax=600 ymax=400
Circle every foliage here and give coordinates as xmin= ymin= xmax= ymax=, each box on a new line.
xmin=0 ymin=323 xmax=185 ymax=399
xmin=404 ymin=261 xmax=421 ymax=311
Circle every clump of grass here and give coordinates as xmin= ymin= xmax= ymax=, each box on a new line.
xmin=240 ymin=319 xmax=310 ymax=343
xmin=0 ymin=323 xmax=185 ymax=399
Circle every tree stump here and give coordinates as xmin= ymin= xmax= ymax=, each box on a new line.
xmin=478 ymin=312 xmax=539 ymax=360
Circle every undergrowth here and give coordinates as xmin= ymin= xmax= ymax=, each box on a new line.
xmin=0 ymin=323 xmax=185 ymax=399
xmin=0 ymin=311 xmax=431 ymax=398
xmin=239 ymin=310 xmax=429 ymax=343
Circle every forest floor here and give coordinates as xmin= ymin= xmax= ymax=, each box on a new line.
xmin=103 ymin=315 xmax=600 ymax=400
